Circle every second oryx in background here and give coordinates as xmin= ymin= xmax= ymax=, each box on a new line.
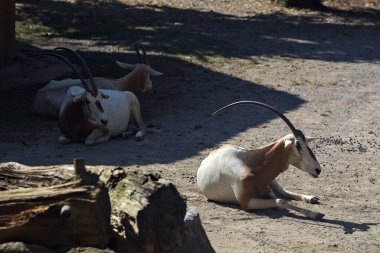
xmin=34 ymin=48 xmax=147 ymax=145
xmin=197 ymin=101 xmax=325 ymax=219
xmin=33 ymin=41 xmax=162 ymax=118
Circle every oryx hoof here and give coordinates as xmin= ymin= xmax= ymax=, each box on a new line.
xmin=135 ymin=131 xmax=144 ymax=141
xmin=312 ymin=213 xmax=325 ymax=220
xmin=135 ymin=135 xmax=144 ymax=141
xmin=306 ymin=196 xmax=320 ymax=204
xmin=307 ymin=211 xmax=325 ymax=220
xmin=59 ymin=135 xmax=70 ymax=144
xmin=315 ymin=212 xmax=325 ymax=220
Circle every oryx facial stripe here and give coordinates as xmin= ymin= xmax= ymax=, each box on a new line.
xmin=296 ymin=141 xmax=302 ymax=151
xmin=95 ymin=101 xmax=104 ymax=113
xmin=307 ymin=147 xmax=317 ymax=161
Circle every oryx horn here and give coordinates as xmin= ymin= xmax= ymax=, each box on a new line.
xmin=211 ymin=101 xmax=305 ymax=139
xmin=31 ymin=52 xmax=90 ymax=91
xmin=132 ymin=40 xmax=149 ymax=65
xmin=53 ymin=47 xmax=98 ymax=94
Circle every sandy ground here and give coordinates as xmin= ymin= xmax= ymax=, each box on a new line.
xmin=1 ymin=0 xmax=379 ymax=252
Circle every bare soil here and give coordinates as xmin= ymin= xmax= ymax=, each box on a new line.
xmin=1 ymin=0 xmax=379 ymax=252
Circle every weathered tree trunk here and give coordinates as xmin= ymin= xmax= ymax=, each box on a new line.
xmin=0 ymin=0 xmax=16 ymax=62
xmin=90 ymin=167 xmax=187 ymax=253
xmin=0 ymin=162 xmax=74 ymax=191
xmin=0 ymin=161 xmax=193 ymax=253
xmin=0 ymin=159 xmax=111 ymax=249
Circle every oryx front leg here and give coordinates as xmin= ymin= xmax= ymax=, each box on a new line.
xmin=270 ymin=180 xmax=320 ymax=204
xmin=130 ymin=101 xmax=146 ymax=141
xmin=59 ymin=135 xmax=71 ymax=144
xmin=245 ymin=198 xmax=324 ymax=220
xmin=85 ymin=128 xmax=109 ymax=146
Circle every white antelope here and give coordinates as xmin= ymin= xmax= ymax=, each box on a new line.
xmin=33 ymin=41 xmax=162 ymax=118
xmin=34 ymin=48 xmax=146 ymax=145
xmin=197 ymin=101 xmax=325 ymax=219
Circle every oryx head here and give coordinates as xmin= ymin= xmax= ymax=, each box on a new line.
xmin=68 ymin=85 xmax=109 ymax=126
xmin=212 ymin=101 xmax=321 ymax=178
xmin=115 ymin=40 xmax=162 ymax=92
xmin=34 ymin=49 xmax=109 ymax=126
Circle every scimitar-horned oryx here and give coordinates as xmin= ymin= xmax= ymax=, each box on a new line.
xmin=197 ymin=101 xmax=325 ymax=219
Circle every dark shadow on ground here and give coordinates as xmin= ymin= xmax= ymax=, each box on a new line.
xmin=277 ymin=212 xmax=379 ymax=234
xmin=16 ymin=0 xmax=380 ymax=63
xmin=0 ymin=49 xmax=305 ymax=166
xmin=235 ymin=204 xmax=379 ymax=234
xmin=3 ymin=0 xmax=379 ymax=165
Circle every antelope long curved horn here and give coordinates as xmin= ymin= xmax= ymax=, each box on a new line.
xmin=132 ymin=40 xmax=143 ymax=64
xmin=211 ymin=101 xmax=303 ymax=138
xmin=53 ymin=47 xmax=97 ymax=94
xmin=32 ymin=53 xmax=90 ymax=91
xmin=139 ymin=44 xmax=149 ymax=66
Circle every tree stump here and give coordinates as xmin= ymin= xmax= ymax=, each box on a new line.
xmin=0 ymin=0 xmax=16 ymax=62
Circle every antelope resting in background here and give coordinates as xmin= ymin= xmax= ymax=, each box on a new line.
xmin=33 ymin=41 xmax=162 ymax=118
xmin=34 ymin=48 xmax=147 ymax=145
xmin=197 ymin=101 xmax=325 ymax=219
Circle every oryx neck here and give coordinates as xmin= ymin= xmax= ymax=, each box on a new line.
xmin=243 ymin=138 xmax=291 ymax=192
xmin=115 ymin=67 xmax=147 ymax=92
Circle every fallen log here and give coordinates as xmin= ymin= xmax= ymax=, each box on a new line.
xmin=90 ymin=166 xmax=187 ymax=253
xmin=0 ymin=160 xmax=213 ymax=253
xmin=0 ymin=159 xmax=111 ymax=249
xmin=0 ymin=162 xmax=74 ymax=191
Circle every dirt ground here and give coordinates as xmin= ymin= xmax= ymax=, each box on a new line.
xmin=1 ymin=0 xmax=380 ymax=252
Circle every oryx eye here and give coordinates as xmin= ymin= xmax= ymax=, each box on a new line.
xmin=296 ymin=141 xmax=302 ymax=151
xmin=85 ymin=99 xmax=90 ymax=104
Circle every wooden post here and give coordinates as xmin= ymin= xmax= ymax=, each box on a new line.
xmin=0 ymin=0 xmax=16 ymax=62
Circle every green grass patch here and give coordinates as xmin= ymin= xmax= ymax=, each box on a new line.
xmin=16 ymin=19 xmax=58 ymax=41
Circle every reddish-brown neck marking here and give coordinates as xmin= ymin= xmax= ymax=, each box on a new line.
xmin=240 ymin=139 xmax=291 ymax=198
xmin=115 ymin=66 xmax=149 ymax=93
xmin=59 ymin=100 xmax=97 ymax=142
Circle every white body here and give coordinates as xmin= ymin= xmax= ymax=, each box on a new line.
xmin=88 ymin=89 xmax=135 ymax=137
xmin=197 ymin=145 xmax=246 ymax=203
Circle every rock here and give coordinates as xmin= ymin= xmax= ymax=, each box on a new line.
xmin=178 ymin=209 xmax=215 ymax=253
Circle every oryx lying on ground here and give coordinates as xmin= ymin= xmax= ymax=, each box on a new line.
xmin=34 ymin=49 xmax=147 ymax=145
xmin=197 ymin=101 xmax=325 ymax=219
xmin=33 ymin=41 xmax=161 ymax=118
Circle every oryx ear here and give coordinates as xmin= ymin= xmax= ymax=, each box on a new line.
xmin=284 ymin=138 xmax=293 ymax=148
xmin=306 ymin=137 xmax=319 ymax=143
xmin=69 ymin=87 xmax=86 ymax=102
xmin=149 ymin=68 xmax=162 ymax=76
xmin=100 ymin=91 xmax=109 ymax=99
xmin=115 ymin=61 xmax=136 ymax=70
xmin=285 ymin=138 xmax=301 ymax=157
